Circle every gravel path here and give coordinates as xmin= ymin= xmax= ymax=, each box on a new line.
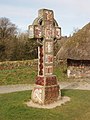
xmin=0 ymin=84 xmax=34 ymax=94
xmin=0 ymin=82 xmax=90 ymax=94
xmin=60 ymin=82 xmax=90 ymax=90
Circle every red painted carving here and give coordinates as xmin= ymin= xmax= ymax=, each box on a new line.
xmin=45 ymin=85 xmax=59 ymax=104
xmin=45 ymin=76 xmax=57 ymax=86
xmin=39 ymin=46 xmax=43 ymax=75
xmin=35 ymin=26 xmax=42 ymax=38
xmin=36 ymin=76 xmax=44 ymax=86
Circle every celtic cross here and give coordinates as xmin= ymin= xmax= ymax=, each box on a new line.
xmin=28 ymin=9 xmax=61 ymax=104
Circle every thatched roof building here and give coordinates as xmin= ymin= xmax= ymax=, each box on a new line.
xmin=56 ymin=22 xmax=90 ymax=60
xmin=56 ymin=22 xmax=90 ymax=78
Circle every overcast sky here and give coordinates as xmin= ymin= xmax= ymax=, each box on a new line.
xmin=0 ymin=0 xmax=90 ymax=36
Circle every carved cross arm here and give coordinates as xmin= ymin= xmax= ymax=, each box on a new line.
xmin=28 ymin=25 xmax=42 ymax=39
xmin=54 ymin=27 xmax=61 ymax=40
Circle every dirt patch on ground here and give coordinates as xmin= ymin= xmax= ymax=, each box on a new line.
xmin=26 ymin=96 xmax=70 ymax=109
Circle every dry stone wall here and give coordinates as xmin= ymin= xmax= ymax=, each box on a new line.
xmin=0 ymin=59 xmax=38 ymax=70
xmin=67 ymin=66 xmax=90 ymax=78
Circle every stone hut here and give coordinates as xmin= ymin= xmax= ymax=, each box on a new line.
xmin=56 ymin=22 xmax=90 ymax=78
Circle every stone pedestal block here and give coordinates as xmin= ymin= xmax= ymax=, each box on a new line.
xmin=31 ymin=75 xmax=61 ymax=105
xmin=44 ymin=85 xmax=60 ymax=104
xmin=35 ymin=75 xmax=57 ymax=86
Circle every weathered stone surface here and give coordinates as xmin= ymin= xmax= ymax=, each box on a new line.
xmin=28 ymin=9 xmax=61 ymax=105
xmin=44 ymin=85 xmax=60 ymax=104
xmin=31 ymin=84 xmax=60 ymax=105
xmin=35 ymin=75 xmax=57 ymax=86
xmin=26 ymin=96 xmax=70 ymax=109
xmin=67 ymin=59 xmax=90 ymax=78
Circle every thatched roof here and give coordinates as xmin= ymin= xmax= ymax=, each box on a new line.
xmin=56 ymin=22 xmax=90 ymax=60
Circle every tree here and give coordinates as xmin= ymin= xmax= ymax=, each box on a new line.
xmin=17 ymin=31 xmax=38 ymax=60
xmin=0 ymin=17 xmax=38 ymax=61
xmin=0 ymin=17 xmax=17 ymax=61
xmin=11 ymin=31 xmax=38 ymax=61
xmin=24 ymin=39 xmax=38 ymax=60
xmin=0 ymin=17 xmax=17 ymax=39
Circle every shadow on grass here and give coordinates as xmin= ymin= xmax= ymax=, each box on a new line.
xmin=61 ymin=89 xmax=70 ymax=97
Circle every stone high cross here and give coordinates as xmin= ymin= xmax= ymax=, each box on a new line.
xmin=28 ymin=9 xmax=61 ymax=104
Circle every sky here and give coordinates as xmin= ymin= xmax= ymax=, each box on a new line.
xmin=0 ymin=0 xmax=90 ymax=36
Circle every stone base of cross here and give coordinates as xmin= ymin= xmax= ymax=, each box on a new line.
xmin=28 ymin=9 xmax=61 ymax=105
xmin=31 ymin=76 xmax=60 ymax=104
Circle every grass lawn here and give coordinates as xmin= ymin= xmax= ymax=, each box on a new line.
xmin=0 ymin=90 xmax=90 ymax=120
xmin=0 ymin=66 xmax=37 ymax=85
xmin=0 ymin=66 xmax=67 ymax=85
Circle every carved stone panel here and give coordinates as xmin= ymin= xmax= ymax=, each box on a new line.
xmin=28 ymin=25 xmax=34 ymax=38
xmin=44 ymin=10 xmax=53 ymax=21
xmin=45 ymin=54 xmax=53 ymax=63
xmin=45 ymin=42 xmax=53 ymax=53
xmin=32 ymin=87 xmax=44 ymax=104
xmin=35 ymin=25 xmax=42 ymax=38
xmin=45 ymin=66 xmax=53 ymax=75
xmin=55 ymin=27 xmax=61 ymax=39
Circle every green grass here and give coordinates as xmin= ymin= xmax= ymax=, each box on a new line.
xmin=0 ymin=90 xmax=90 ymax=120
xmin=0 ymin=65 xmax=68 ymax=85
xmin=54 ymin=65 xmax=67 ymax=81
xmin=0 ymin=66 xmax=37 ymax=85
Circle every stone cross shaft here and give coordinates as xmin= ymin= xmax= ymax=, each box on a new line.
xmin=28 ymin=9 xmax=61 ymax=105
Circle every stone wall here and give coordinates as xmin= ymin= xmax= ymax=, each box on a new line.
xmin=67 ymin=65 xmax=90 ymax=78
xmin=0 ymin=59 xmax=38 ymax=70
xmin=0 ymin=57 xmax=57 ymax=70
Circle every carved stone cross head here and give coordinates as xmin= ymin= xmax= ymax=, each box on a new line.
xmin=28 ymin=9 xmax=61 ymax=43
xmin=28 ymin=9 xmax=61 ymax=76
